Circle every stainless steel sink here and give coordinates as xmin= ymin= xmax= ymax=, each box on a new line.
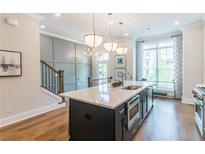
xmin=122 ymin=85 xmax=142 ymax=90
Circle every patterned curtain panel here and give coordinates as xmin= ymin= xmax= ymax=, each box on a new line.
xmin=136 ymin=42 xmax=144 ymax=81
xmin=173 ymin=35 xmax=183 ymax=99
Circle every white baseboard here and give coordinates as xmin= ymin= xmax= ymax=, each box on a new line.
xmin=182 ymin=97 xmax=194 ymax=105
xmin=40 ymin=87 xmax=62 ymax=102
xmin=0 ymin=103 xmax=66 ymax=128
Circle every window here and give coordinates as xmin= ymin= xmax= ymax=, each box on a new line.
xmin=142 ymin=39 xmax=174 ymax=94
xmin=97 ymin=53 xmax=109 ymax=62
xmin=96 ymin=53 xmax=109 ymax=85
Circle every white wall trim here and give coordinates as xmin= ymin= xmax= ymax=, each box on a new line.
xmin=40 ymin=87 xmax=62 ymax=102
xmin=40 ymin=30 xmax=86 ymax=45
xmin=0 ymin=103 xmax=66 ymax=128
xmin=136 ymin=31 xmax=182 ymax=42
xmin=182 ymin=21 xmax=204 ymax=29
xmin=23 ymin=13 xmax=43 ymax=21
xmin=182 ymin=97 xmax=194 ymax=105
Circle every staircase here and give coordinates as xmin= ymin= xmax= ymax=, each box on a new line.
xmin=40 ymin=60 xmax=65 ymax=102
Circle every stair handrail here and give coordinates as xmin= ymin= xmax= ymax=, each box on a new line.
xmin=40 ymin=60 xmax=64 ymax=95
xmin=88 ymin=76 xmax=112 ymax=87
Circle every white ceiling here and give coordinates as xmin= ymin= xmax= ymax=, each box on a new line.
xmin=39 ymin=13 xmax=205 ymax=43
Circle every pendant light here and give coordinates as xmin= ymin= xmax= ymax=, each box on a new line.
xmin=83 ymin=14 xmax=104 ymax=49
xmin=103 ymin=13 xmax=118 ymax=52
xmin=116 ymin=22 xmax=128 ymax=55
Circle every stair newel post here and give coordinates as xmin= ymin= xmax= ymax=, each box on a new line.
xmin=88 ymin=77 xmax=92 ymax=88
xmin=58 ymin=70 xmax=64 ymax=93
xmin=58 ymin=70 xmax=65 ymax=103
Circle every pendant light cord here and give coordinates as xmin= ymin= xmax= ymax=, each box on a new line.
xmin=109 ymin=14 xmax=111 ymax=37
xmin=109 ymin=14 xmax=113 ymax=50
xmin=119 ymin=22 xmax=123 ymax=47
xmin=92 ymin=13 xmax=95 ymax=33
xmin=92 ymin=13 xmax=96 ymax=48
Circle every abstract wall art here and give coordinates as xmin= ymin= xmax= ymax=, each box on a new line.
xmin=115 ymin=55 xmax=126 ymax=68
xmin=0 ymin=50 xmax=22 ymax=77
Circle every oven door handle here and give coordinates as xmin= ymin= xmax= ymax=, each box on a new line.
xmin=127 ymin=95 xmax=140 ymax=107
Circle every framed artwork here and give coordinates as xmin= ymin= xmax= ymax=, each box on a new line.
xmin=115 ymin=55 xmax=126 ymax=68
xmin=115 ymin=68 xmax=125 ymax=81
xmin=0 ymin=50 xmax=22 ymax=77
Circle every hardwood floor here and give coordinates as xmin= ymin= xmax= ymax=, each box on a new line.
xmin=0 ymin=98 xmax=203 ymax=141
xmin=134 ymin=98 xmax=203 ymax=141
xmin=0 ymin=107 xmax=69 ymax=141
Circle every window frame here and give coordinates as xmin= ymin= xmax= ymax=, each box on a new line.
xmin=141 ymin=39 xmax=174 ymax=90
xmin=96 ymin=53 xmax=109 ymax=79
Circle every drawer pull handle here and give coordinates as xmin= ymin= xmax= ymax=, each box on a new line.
xmin=119 ymin=108 xmax=125 ymax=114
xmin=84 ymin=113 xmax=92 ymax=120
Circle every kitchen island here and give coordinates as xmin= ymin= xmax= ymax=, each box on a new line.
xmin=60 ymin=81 xmax=153 ymax=141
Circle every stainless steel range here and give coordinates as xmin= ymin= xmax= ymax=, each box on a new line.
xmin=192 ymin=87 xmax=205 ymax=138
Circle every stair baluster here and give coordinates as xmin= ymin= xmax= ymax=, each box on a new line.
xmin=40 ymin=60 xmax=64 ymax=96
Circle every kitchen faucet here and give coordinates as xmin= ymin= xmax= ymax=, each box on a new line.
xmin=121 ymin=72 xmax=133 ymax=86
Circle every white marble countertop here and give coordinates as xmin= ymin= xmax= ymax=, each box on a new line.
xmin=196 ymin=83 xmax=205 ymax=87
xmin=60 ymin=81 xmax=151 ymax=109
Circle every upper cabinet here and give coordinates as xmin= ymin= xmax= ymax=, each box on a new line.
xmin=76 ymin=64 xmax=91 ymax=82
xmin=40 ymin=35 xmax=53 ymax=62
xmin=76 ymin=43 xmax=91 ymax=64
xmin=53 ymin=38 xmax=75 ymax=63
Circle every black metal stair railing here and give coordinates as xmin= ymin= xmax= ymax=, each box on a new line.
xmin=88 ymin=76 xmax=112 ymax=87
xmin=40 ymin=60 xmax=64 ymax=95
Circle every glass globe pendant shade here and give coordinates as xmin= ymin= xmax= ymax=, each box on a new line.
xmin=103 ymin=39 xmax=118 ymax=52
xmin=116 ymin=46 xmax=128 ymax=54
xmin=103 ymin=13 xmax=118 ymax=52
xmin=83 ymin=33 xmax=103 ymax=48
xmin=116 ymin=44 xmax=128 ymax=55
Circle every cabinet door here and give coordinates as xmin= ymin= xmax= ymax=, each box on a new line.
xmin=139 ymin=88 xmax=148 ymax=119
xmin=70 ymin=99 xmax=115 ymax=141
xmin=76 ymin=44 xmax=91 ymax=90
xmin=115 ymin=104 xmax=126 ymax=141
xmin=55 ymin=63 xmax=76 ymax=92
xmin=76 ymin=82 xmax=89 ymax=90
xmin=148 ymin=86 xmax=153 ymax=112
xmin=64 ymin=83 xmax=76 ymax=92
xmin=143 ymin=96 xmax=148 ymax=118
xmin=53 ymin=38 xmax=75 ymax=63
xmin=76 ymin=64 xmax=91 ymax=90
xmin=76 ymin=44 xmax=91 ymax=64
xmin=40 ymin=35 xmax=53 ymax=64
xmin=53 ymin=38 xmax=76 ymax=92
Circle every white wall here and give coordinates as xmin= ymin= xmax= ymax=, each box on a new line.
xmin=0 ymin=15 xmax=2 ymax=111
xmin=182 ymin=23 xmax=204 ymax=103
xmin=0 ymin=14 xmax=60 ymax=121
xmin=204 ymin=24 xmax=205 ymax=82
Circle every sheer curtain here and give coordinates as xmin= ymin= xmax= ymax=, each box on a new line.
xmin=136 ymin=35 xmax=183 ymax=99
xmin=136 ymin=41 xmax=144 ymax=81
xmin=172 ymin=34 xmax=183 ymax=99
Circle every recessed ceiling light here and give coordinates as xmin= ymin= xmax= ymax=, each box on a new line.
xmin=55 ymin=13 xmax=61 ymax=17
xmin=174 ymin=21 xmax=180 ymax=25
xmin=40 ymin=25 xmax=45 ymax=29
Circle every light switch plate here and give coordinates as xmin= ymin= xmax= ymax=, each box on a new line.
xmin=5 ymin=18 xmax=18 ymax=27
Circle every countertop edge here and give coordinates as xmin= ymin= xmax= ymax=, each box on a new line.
xmin=63 ymin=86 xmax=148 ymax=109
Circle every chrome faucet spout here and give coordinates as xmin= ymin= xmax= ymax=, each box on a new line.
xmin=121 ymin=72 xmax=133 ymax=86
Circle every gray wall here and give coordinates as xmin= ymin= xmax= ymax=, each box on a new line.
xmin=40 ymin=34 xmax=91 ymax=92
